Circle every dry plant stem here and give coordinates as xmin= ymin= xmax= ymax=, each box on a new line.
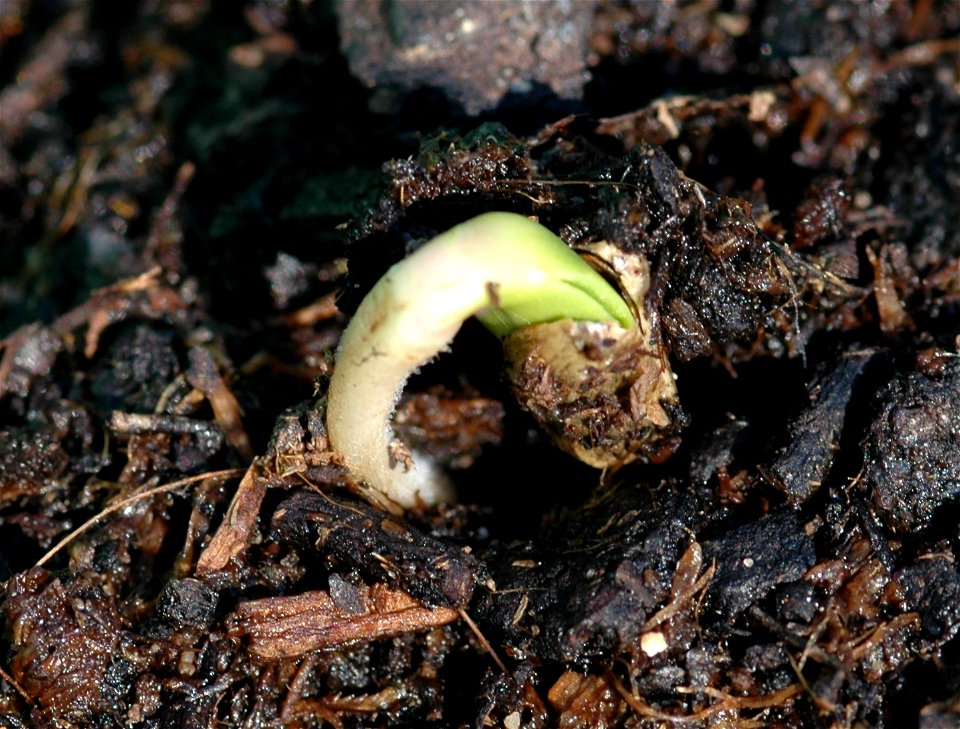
xmin=0 ymin=663 xmax=31 ymax=705
xmin=327 ymin=212 xmax=634 ymax=508
xmin=34 ymin=468 xmax=243 ymax=568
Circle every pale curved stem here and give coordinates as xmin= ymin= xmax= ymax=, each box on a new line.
xmin=326 ymin=211 xmax=634 ymax=508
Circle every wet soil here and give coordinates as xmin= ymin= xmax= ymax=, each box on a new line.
xmin=1 ymin=1 xmax=958 ymax=727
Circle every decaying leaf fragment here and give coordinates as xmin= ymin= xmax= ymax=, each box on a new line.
xmin=229 ymin=580 xmax=458 ymax=659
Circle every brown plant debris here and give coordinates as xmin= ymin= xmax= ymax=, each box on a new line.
xmin=228 ymin=581 xmax=459 ymax=660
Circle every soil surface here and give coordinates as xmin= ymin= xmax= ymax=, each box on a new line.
xmin=1 ymin=1 xmax=958 ymax=728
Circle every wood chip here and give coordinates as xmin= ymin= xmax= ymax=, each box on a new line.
xmin=229 ymin=583 xmax=458 ymax=659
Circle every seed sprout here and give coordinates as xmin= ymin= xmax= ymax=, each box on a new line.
xmin=326 ymin=211 xmax=636 ymax=508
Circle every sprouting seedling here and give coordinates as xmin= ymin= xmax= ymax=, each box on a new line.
xmin=326 ymin=211 xmax=636 ymax=509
